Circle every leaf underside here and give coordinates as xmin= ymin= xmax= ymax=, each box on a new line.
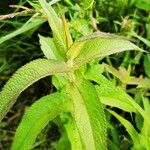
xmin=67 ymin=32 xmax=143 ymax=67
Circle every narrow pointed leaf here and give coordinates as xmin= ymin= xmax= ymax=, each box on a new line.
xmin=0 ymin=15 xmax=45 ymax=45
xmin=66 ymin=79 xmax=107 ymax=149
xmin=61 ymin=114 xmax=83 ymax=150
xmin=12 ymin=92 xmax=71 ymax=150
xmin=67 ymin=32 xmax=144 ymax=67
xmin=85 ymin=65 xmax=136 ymax=112
xmin=144 ymin=53 xmax=150 ymax=79
xmin=62 ymin=15 xmax=73 ymax=49
xmin=108 ymin=110 xmax=141 ymax=147
xmin=39 ymin=0 xmax=66 ymax=56
xmin=0 ymin=59 xmax=70 ymax=122
xmin=85 ymin=67 xmax=150 ymax=126
xmin=56 ymin=133 xmax=71 ymax=150
xmin=39 ymin=34 xmax=63 ymax=60
xmin=83 ymin=0 xmax=94 ymax=9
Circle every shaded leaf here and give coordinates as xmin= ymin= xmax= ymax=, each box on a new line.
xmin=144 ymin=53 xmax=150 ymax=79
xmin=0 ymin=15 xmax=45 ymax=45
xmin=108 ymin=109 xmax=141 ymax=148
xmin=60 ymin=113 xmax=83 ymax=150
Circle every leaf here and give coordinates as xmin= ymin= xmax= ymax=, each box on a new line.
xmin=62 ymin=15 xmax=73 ymax=49
xmin=12 ymin=92 xmax=71 ymax=150
xmin=38 ymin=34 xmax=63 ymax=60
xmin=67 ymin=32 xmax=144 ymax=67
xmin=141 ymin=97 xmax=150 ymax=139
xmin=132 ymin=32 xmax=150 ymax=47
xmin=136 ymin=1 xmax=150 ymax=11
xmin=84 ymin=65 xmax=150 ymax=126
xmin=83 ymin=0 xmax=94 ymax=9
xmin=103 ymin=63 xmax=150 ymax=88
xmin=60 ymin=113 xmax=83 ymax=150
xmin=0 ymin=15 xmax=45 ymax=45
xmin=56 ymin=133 xmax=71 ymax=150
xmin=0 ymin=59 xmax=70 ymax=122
xmin=108 ymin=139 xmax=119 ymax=150
xmin=65 ymin=79 xmax=107 ymax=150
xmin=144 ymin=53 xmax=150 ymax=79
xmin=85 ymin=65 xmax=136 ymax=112
xmin=108 ymin=109 xmax=141 ymax=148
xmin=39 ymin=0 xmax=66 ymax=57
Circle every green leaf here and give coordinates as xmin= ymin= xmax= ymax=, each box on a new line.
xmin=108 ymin=139 xmax=119 ymax=150
xmin=12 ymin=92 xmax=71 ymax=150
xmin=38 ymin=34 xmax=63 ymax=60
xmin=0 ymin=15 xmax=45 ymax=45
xmin=108 ymin=109 xmax=141 ymax=148
xmin=136 ymin=1 xmax=150 ymax=11
xmin=39 ymin=0 xmax=66 ymax=57
xmin=0 ymin=59 xmax=70 ymax=122
xmin=84 ymin=66 xmax=150 ymax=126
xmin=132 ymin=32 xmax=150 ymax=48
xmin=60 ymin=113 xmax=83 ymax=150
xmin=67 ymin=32 xmax=144 ymax=67
xmin=144 ymin=53 xmax=150 ymax=79
xmin=85 ymin=65 xmax=136 ymax=112
xmin=66 ymin=79 xmax=107 ymax=150
xmin=62 ymin=15 xmax=73 ymax=49
xmin=56 ymin=132 xmax=71 ymax=150
xmin=83 ymin=0 xmax=94 ymax=9
xmin=141 ymin=97 xmax=150 ymax=145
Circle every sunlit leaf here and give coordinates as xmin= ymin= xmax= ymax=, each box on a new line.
xmin=83 ymin=0 xmax=94 ymax=9
xmin=12 ymin=92 xmax=71 ymax=150
xmin=39 ymin=34 xmax=63 ymax=60
xmin=65 ymin=79 xmax=107 ymax=149
xmin=0 ymin=59 xmax=70 ymax=122
xmin=39 ymin=0 xmax=66 ymax=58
xmin=67 ymin=32 xmax=144 ymax=67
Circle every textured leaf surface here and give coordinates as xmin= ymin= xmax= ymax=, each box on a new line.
xmin=0 ymin=16 xmax=45 ymax=45
xmin=66 ymin=79 xmax=107 ymax=150
xmin=67 ymin=32 xmax=143 ymax=67
xmin=39 ymin=0 xmax=66 ymax=56
xmin=0 ymin=59 xmax=70 ymax=122
xmin=39 ymin=34 xmax=63 ymax=60
xmin=12 ymin=92 xmax=71 ymax=150
xmin=86 ymin=73 xmax=150 ymax=125
xmin=141 ymin=97 xmax=150 ymax=149
xmin=85 ymin=65 xmax=136 ymax=112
